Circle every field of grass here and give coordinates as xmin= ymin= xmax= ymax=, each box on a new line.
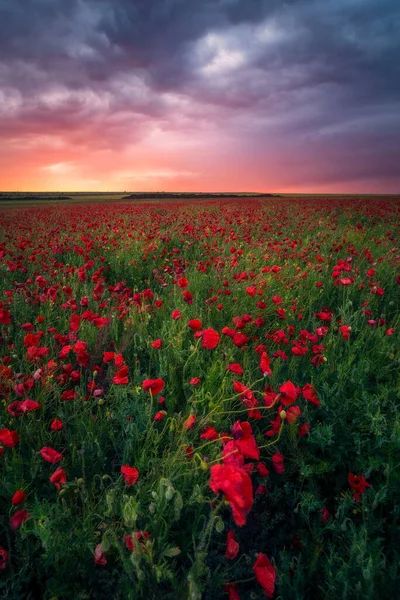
xmin=0 ymin=196 xmax=399 ymax=599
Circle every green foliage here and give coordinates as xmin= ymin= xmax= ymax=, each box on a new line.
xmin=0 ymin=197 xmax=399 ymax=599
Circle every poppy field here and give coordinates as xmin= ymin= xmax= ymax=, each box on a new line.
xmin=0 ymin=196 xmax=399 ymax=600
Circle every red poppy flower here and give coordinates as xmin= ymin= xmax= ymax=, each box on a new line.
xmin=222 ymin=327 xmax=237 ymax=338
xmin=302 ymin=384 xmax=320 ymax=407
xmin=40 ymin=447 xmax=63 ymax=464
xmin=50 ymin=418 xmax=64 ymax=431
xmin=201 ymin=328 xmax=220 ymax=349
xmin=154 ymin=410 xmax=167 ymax=422
xmin=183 ymin=290 xmax=193 ymax=304
xmin=253 ymin=553 xmax=276 ymax=598
xmin=190 ymin=377 xmax=201 ymax=386
xmin=321 ymin=507 xmax=331 ymax=523
xmin=339 ymin=325 xmax=351 ymax=340
xmin=11 ymin=490 xmax=26 ymax=506
xmin=19 ymin=399 xmax=41 ymax=413
xmin=225 ymin=530 xmax=239 ymax=560
xmin=151 ymin=339 xmax=162 ymax=349
xmin=200 ymin=426 xmax=219 ymax=441
xmin=263 ymin=390 xmax=278 ymax=407
xmin=184 ymin=414 xmax=196 ymax=430
xmin=0 ymin=308 xmax=11 ymax=325
xmin=209 ymin=464 xmax=253 ymax=526
xmin=50 ymin=466 xmax=67 ymax=490
xmin=272 ymin=452 xmax=285 ymax=473
xmin=298 ymin=423 xmax=311 ymax=437
xmin=233 ymin=332 xmax=249 ymax=348
xmin=7 ymin=402 xmax=23 ymax=417
xmin=188 ymin=319 xmax=203 ymax=331
xmin=94 ymin=544 xmax=107 ymax=566
xmin=226 ymin=363 xmax=244 ymax=375
xmin=257 ymin=462 xmax=270 ymax=477
xmin=93 ymin=317 xmax=109 ymax=328
xmin=125 ymin=531 xmax=150 ymax=552
xmin=114 ymin=353 xmax=125 ymax=367
xmin=224 ymin=583 xmax=240 ymax=600
xmin=279 ymin=381 xmax=300 ymax=406
xmin=286 ymin=405 xmax=301 ymax=424
xmin=177 ymin=277 xmax=188 ymax=288
xmin=142 ymin=378 xmax=165 ymax=395
xmin=231 ymin=421 xmax=260 ymax=460
xmin=348 ymin=473 xmax=370 ymax=501
xmin=10 ymin=509 xmax=30 ymax=530
xmin=121 ymin=465 xmax=139 ymax=486
xmin=61 ymin=389 xmax=78 ymax=401
xmin=222 ymin=441 xmax=244 ymax=469
xmin=0 ymin=429 xmax=19 ymax=447
xmin=171 ymin=310 xmax=181 ymax=320
xmin=260 ymin=352 xmax=272 ymax=376
xmin=113 ymin=366 xmax=129 ymax=385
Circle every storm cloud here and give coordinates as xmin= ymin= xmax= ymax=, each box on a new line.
xmin=1 ymin=0 xmax=399 ymax=191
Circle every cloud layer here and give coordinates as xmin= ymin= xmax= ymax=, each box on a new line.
xmin=1 ymin=0 xmax=399 ymax=192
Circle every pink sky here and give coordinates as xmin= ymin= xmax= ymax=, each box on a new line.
xmin=1 ymin=1 xmax=399 ymax=193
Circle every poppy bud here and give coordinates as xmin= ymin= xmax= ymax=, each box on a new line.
xmin=199 ymin=459 xmax=209 ymax=471
xmin=11 ymin=490 xmax=26 ymax=506
xmin=280 ymin=410 xmax=286 ymax=420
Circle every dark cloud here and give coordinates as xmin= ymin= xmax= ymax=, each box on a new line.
xmin=0 ymin=0 xmax=399 ymax=190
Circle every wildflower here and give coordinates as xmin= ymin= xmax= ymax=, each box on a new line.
xmin=11 ymin=490 xmax=26 ymax=506
xmin=200 ymin=426 xmax=219 ymax=441
xmin=302 ymin=384 xmax=320 ymax=407
xmin=154 ymin=410 xmax=167 ymax=421
xmin=40 ymin=447 xmax=63 ymax=463
xmin=50 ymin=418 xmax=64 ymax=431
xmin=257 ymin=462 xmax=270 ymax=477
xmin=209 ymin=464 xmax=253 ymax=526
xmin=253 ymin=553 xmax=276 ymax=598
xmin=272 ymin=452 xmax=285 ymax=473
xmin=231 ymin=421 xmax=260 ymax=460
xmin=184 ymin=414 xmax=196 ymax=430
xmin=10 ymin=509 xmax=30 ymax=530
xmin=201 ymin=328 xmax=220 ymax=349
xmin=260 ymin=351 xmax=272 ymax=376
xmin=348 ymin=473 xmax=370 ymax=501
xmin=94 ymin=544 xmax=107 ymax=566
xmin=0 ymin=429 xmax=19 ymax=447
xmin=226 ymin=363 xmax=244 ymax=375
xmin=188 ymin=319 xmax=202 ymax=330
xmin=142 ymin=378 xmax=165 ymax=395
xmin=340 ymin=325 xmax=351 ymax=340
xmin=50 ymin=467 xmax=67 ymax=490
xmin=298 ymin=423 xmax=311 ymax=437
xmin=279 ymin=381 xmax=300 ymax=405
xmin=225 ymin=530 xmax=239 ymax=560
xmin=233 ymin=332 xmax=249 ymax=347
xmin=113 ymin=366 xmax=129 ymax=385
xmin=121 ymin=465 xmax=139 ymax=486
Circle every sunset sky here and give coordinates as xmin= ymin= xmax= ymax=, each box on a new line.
xmin=1 ymin=0 xmax=399 ymax=193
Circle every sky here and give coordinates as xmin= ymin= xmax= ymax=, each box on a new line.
xmin=0 ymin=0 xmax=399 ymax=193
